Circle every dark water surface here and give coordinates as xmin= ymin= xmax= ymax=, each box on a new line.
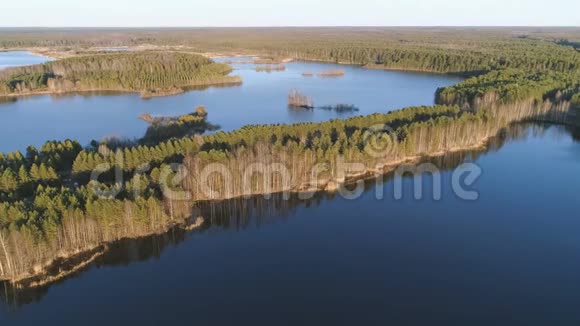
xmin=2 ymin=123 xmax=580 ymax=325
xmin=0 ymin=54 xmax=463 ymax=153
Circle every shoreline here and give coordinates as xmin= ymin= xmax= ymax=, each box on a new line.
xmin=2 ymin=46 xmax=265 ymax=61
xmin=1 ymin=100 xmax=575 ymax=287
xmin=25 ymin=50 xmax=55 ymax=61
xmin=2 ymin=217 xmax=205 ymax=288
xmin=257 ymin=55 xmax=474 ymax=78
xmin=0 ymin=49 xmax=463 ymax=103
xmin=0 ymin=48 xmax=57 ymax=60
xmin=362 ymin=63 xmax=479 ymax=77
xmin=0 ymin=132 xmax=494 ymax=289
xmin=3 ymin=46 xmax=464 ymax=76
xmin=0 ymin=49 xmax=243 ymax=100
xmin=0 ymin=48 xmax=576 ymax=289
xmin=0 ymin=78 xmax=243 ymax=100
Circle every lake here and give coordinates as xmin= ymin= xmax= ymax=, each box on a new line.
xmin=2 ymin=52 xmax=580 ymax=325
xmin=1 ymin=123 xmax=580 ymax=325
xmin=0 ymin=53 xmax=463 ymax=153
xmin=0 ymin=51 xmax=50 ymax=70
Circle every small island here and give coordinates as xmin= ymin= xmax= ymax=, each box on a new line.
xmin=0 ymin=51 xmax=242 ymax=98
xmin=255 ymin=65 xmax=286 ymax=72
xmin=318 ymin=69 xmax=345 ymax=78
xmin=140 ymin=106 xmax=220 ymax=142
xmin=288 ymin=89 xmax=314 ymax=108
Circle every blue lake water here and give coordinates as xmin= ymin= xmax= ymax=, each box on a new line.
xmin=0 ymin=53 xmax=463 ymax=153
xmin=1 ymin=123 xmax=579 ymax=325
xmin=2 ymin=52 xmax=579 ymax=325
xmin=0 ymin=51 xmax=50 ymax=70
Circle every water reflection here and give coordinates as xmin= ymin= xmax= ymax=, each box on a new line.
xmin=0 ymin=97 xmax=17 ymax=105
xmin=2 ymin=122 xmax=565 ymax=309
xmin=0 ymin=55 xmax=463 ymax=153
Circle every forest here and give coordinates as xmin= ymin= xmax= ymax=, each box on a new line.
xmin=436 ymin=69 xmax=580 ymax=107
xmin=0 ymin=51 xmax=241 ymax=97
xmin=141 ymin=106 xmax=220 ymax=143
xmin=0 ymin=91 xmax=574 ymax=283
xmin=0 ymin=27 xmax=579 ymax=286
xmin=2 ymin=28 xmax=580 ymax=75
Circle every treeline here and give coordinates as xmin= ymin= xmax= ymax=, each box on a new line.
xmin=0 ymin=51 xmax=578 ymax=281
xmin=0 ymin=138 xmax=193 ymax=281
xmin=436 ymin=69 xmax=580 ymax=108
xmin=141 ymin=106 xmax=220 ymax=143
xmin=0 ymin=140 xmax=83 ymax=199
xmin=1 ymin=27 xmax=580 ymax=284
xmin=285 ymin=43 xmax=580 ymax=75
xmin=3 ymin=28 xmax=580 ymax=75
xmin=0 ymin=184 xmax=190 ymax=282
xmin=0 ymin=91 xmax=572 ymax=282
xmin=0 ymin=52 xmax=241 ymax=96
xmin=572 ymin=93 xmax=580 ymax=110
xmin=181 ymin=100 xmax=571 ymax=201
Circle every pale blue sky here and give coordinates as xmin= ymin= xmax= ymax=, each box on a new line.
xmin=1 ymin=0 xmax=578 ymax=27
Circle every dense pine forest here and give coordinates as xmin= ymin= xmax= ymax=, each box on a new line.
xmin=0 ymin=27 xmax=580 ymax=286
xmin=0 ymin=96 xmax=573 ymax=284
xmin=3 ymin=123 xmax=532 ymax=306
xmin=2 ymin=27 xmax=580 ymax=75
xmin=436 ymin=69 xmax=580 ymax=107
xmin=0 ymin=51 xmax=241 ymax=97
xmin=141 ymin=106 xmax=220 ymax=143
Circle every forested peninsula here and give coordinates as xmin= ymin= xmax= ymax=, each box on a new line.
xmin=1 ymin=28 xmax=579 ymax=287
xmin=0 ymin=52 xmax=241 ymax=98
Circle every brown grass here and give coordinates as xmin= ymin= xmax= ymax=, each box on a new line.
xmin=255 ymin=65 xmax=286 ymax=72
xmin=318 ymin=69 xmax=345 ymax=77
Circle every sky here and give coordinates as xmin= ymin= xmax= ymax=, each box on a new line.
xmin=0 ymin=0 xmax=579 ymax=27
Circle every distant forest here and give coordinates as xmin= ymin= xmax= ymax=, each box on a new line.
xmin=2 ymin=27 xmax=580 ymax=74
xmin=0 ymin=27 xmax=579 ymax=285
xmin=0 ymin=51 xmax=241 ymax=97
